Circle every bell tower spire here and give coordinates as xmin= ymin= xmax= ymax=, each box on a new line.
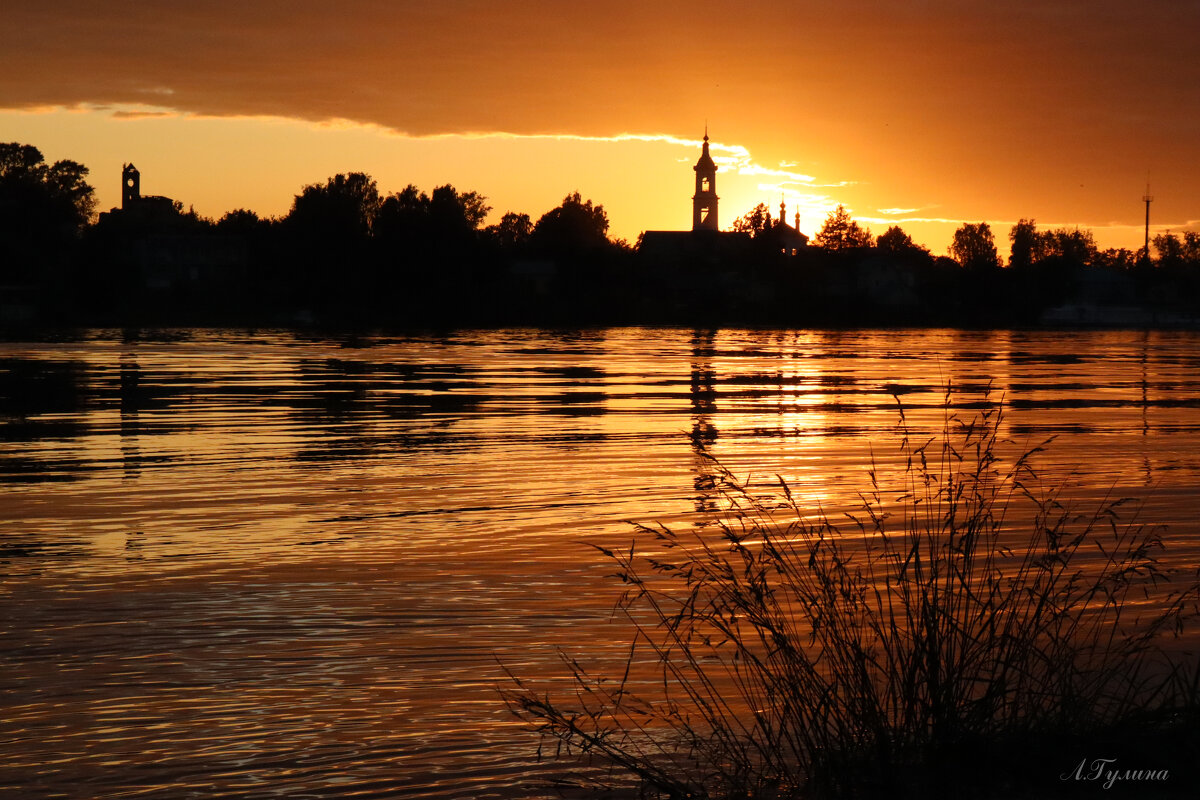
xmin=692 ymin=129 xmax=719 ymax=232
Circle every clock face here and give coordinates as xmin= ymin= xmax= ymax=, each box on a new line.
xmin=126 ymin=177 xmax=136 ymax=188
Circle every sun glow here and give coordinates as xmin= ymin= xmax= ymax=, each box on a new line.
xmin=1 ymin=103 xmax=1186 ymax=255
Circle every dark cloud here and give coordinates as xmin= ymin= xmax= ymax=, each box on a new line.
xmin=4 ymin=0 xmax=1199 ymax=224
xmin=5 ymin=2 xmax=1196 ymax=134
xmin=4 ymin=1 xmax=696 ymax=133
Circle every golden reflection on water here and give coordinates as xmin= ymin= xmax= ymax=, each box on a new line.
xmin=2 ymin=327 xmax=1200 ymax=796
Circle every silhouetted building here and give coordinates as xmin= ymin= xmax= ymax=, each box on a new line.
xmin=763 ymin=198 xmax=809 ymax=254
xmin=693 ymin=128 xmax=719 ymax=231
xmin=639 ymin=130 xmax=749 ymax=262
xmin=121 ymin=163 xmax=140 ymax=208
xmin=118 ymin=163 xmax=178 ymax=220
xmin=97 ymin=164 xmax=248 ymax=298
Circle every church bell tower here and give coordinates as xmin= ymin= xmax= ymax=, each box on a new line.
xmin=692 ymin=128 xmax=719 ymax=231
xmin=122 ymin=163 xmax=141 ymax=209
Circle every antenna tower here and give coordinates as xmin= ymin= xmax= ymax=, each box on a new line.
xmin=1143 ymin=181 xmax=1154 ymax=262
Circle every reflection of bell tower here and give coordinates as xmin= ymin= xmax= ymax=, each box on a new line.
xmin=692 ymin=128 xmax=719 ymax=232
xmin=122 ymin=163 xmax=141 ymax=209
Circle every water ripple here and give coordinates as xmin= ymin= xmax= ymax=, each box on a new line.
xmin=3 ymin=327 xmax=1200 ymax=797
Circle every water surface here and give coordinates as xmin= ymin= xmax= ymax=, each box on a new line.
xmin=3 ymin=328 xmax=1200 ymax=797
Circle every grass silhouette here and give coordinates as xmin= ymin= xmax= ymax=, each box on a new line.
xmin=502 ymin=390 xmax=1200 ymax=798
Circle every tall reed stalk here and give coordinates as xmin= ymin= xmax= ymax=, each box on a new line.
xmin=502 ymin=392 xmax=1200 ymax=798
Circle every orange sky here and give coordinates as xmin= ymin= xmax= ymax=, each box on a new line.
xmin=4 ymin=1 xmax=1198 ymax=254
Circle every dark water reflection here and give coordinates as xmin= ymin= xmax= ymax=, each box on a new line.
xmin=3 ymin=328 xmax=1200 ymax=797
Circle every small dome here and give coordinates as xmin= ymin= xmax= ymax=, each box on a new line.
xmin=694 ymin=133 xmax=717 ymax=172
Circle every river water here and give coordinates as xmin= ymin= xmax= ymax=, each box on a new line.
xmin=3 ymin=327 xmax=1200 ymax=798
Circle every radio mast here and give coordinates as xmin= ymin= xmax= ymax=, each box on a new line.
xmin=1143 ymin=181 xmax=1154 ymax=263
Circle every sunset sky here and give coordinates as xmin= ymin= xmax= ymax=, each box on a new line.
xmin=4 ymin=1 xmax=1198 ymax=254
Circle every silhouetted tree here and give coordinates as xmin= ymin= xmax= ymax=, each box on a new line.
xmin=287 ymin=172 xmax=380 ymax=239
xmin=1008 ymin=219 xmax=1040 ymax=269
xmin=216 ymin=208 xmax=270 ymax=235
xmin=428 ymin=184 xmax=491 ymax=239
xmin=1153 ymin=231 xmax=1184 ymax=267
xmin=374 ymin=183 xmax=490 ymax=244
xmin=1009 ymin=221 xmax=1097 ymax=271
xmin=1041 ymin=227 xmax=1096 ymax=266
xmin=949 ymin=222 xmax=1000 ymax=270
xmin=279 ymin=172 xmax=380 ymax=306
xmin=532 ymin=192 xmax=609 ymax=256
xmin=1185 ymin=231 xmax=1200 ymax=264
xmin=876 ymin=225 xmax=926 ymax=256
xmin=730 ymin=203 xmax=772 ymax=237
xmin=375 ymin=184 xmax=429 ymax=243
xmin=0 ymin=143 xmax=96 ymax=281
xmin=486 ymin=211 xmax=533 ymax=251
xmin=350 ymin=181 xmax=495 ymax=320
xmin=814 ymin=205 xmax=871 ymax=251
xmin=1003 ymin=224 xmax=1092 ymax=313
xmin=1093 ymin=248 xmax=1138 ymax=271
xmin=0 ymin=143 xmax=95 ymax=229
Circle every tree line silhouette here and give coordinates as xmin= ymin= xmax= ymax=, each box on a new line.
xmin=3 ymin=141 xmax=1200 ymax=327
